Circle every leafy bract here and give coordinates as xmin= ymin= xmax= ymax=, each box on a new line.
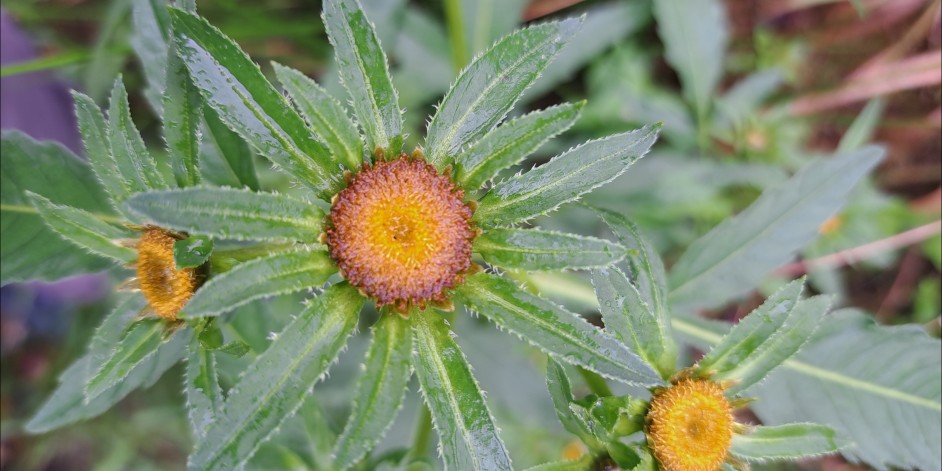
xmin=200 ymin=104 xmax=260 ymax=190
xmin=180 ymin=248 xmax=336 ymax=318
xmin=168 ymin=8 xmax=341 ymax=199
xmin=84 ymin=320 xmax=188 ymax=402
xmin=653 ymin=0 xmax=728 ymax=118
xmin=749 ymin=310 xmax=942 ymax=470
xmin=475 ymin=124 xmax=660 ymax=227
xmin=591 ymin=267 xmax=671 ymax=379
xmin=456 ymin=102 xmax=584 ymax=190
xmin=731 ymin=423 xmax=844 ymax=461
xmin=669 ymin=146 xmax=884 ymax=310
xmin=545 ymin=358 xmax=600 ymax=449
xmin=26 ymin=296 xmax=187 ymax=433
xmin=274 ymin=63 xmax=364 ymax=170
xmin=174 ymin=235 xmax=213 ymax=269
xmin=108 ymin=78 xmax=169 ymax=192
xmin=188 ymin=283 xmax=362 ymax=471
xmin=186 ymin=336 xmax=224 ymax=441
xmin=454 ymin=273 xmax=663 ymax=387
xmin=413 ymin=312 xmax=512 ymax=471
xmin=673 ymin=309 xmax=942 ymax=471
xmin=592 ymin=207 xmax=676 ymax=375
xmin=323 ymin=0 xmax=402 ymax=156
xmin=27 ymin=192 xmax=137 ymax=263
xmin=425 ymin=18 xmax=581 ymax=168
xmin=1 ymin=131 xmax=115 ymax=284
xmin=333 ymin=313 xmax=413 ymax=470
xmin=126 ymin=187 xmax=323 ymax=242
xmin=475 ymin=228 xmax=623 ymax=271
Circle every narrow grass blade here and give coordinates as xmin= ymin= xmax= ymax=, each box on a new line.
xmin=453 ymin=273 xmax=663 ymax=387
xmin=125 ymin=186 xmax=323 ymax=242
xmin=413 ymin=312 xmax=512 ymax=470
xmin=163 ymin=47 xmax=203 ymax=187
xmin=333 ymin=314 xmax=413 ymax=469
xmin=475 ymin=228 xmax=622 ymax=271
xmin=187 ymin=283 xmax=362 ymax=471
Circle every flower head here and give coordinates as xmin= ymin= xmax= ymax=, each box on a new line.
xmin=326 ymin=155 xmax=476 ymax=311
xmin=135 ymin=227 xmax=200 ymax=320
xmin=645 ymin=379 xmax=734 ymax=471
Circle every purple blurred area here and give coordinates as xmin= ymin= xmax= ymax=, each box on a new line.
xmin=1 ymin=8 xmax=109 ymax=352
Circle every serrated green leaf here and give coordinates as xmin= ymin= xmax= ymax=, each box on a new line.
xmin=168 ymin=8 xmax=341 ymax=199
xmin=524 ymin=455 xmax=593 ymax=471
xmin=722 ymin=295 xmax=831 ymax=396
xmin=334 ymin=314 xmax=413 ymax=470
xmin=274 ymin=63 xmax=364 ymax=170
xmin=130 ymin=0 xmax=171 ymax=111
xmin=475 ymin=228 xmax=622 ymax=271
xmin=186 ymin=336 xmax=224 ymax=442
xmin=456 ymin=102 xmax=583 ymax=190
xmin=71 ymin=91 xmax=133 ymax=210
xmin=200 ymin=103 xmax=260 ymax=191
xmin=745 ymin=310 xmax=942 ymax=470
xmin=668 ymin=146 xmax=884 ymax=310
xmin=174 ymin=235 xmax=213 ymax=269
xmin=163 ymin=45 xmax=203 ymax=187
xmin=838 ymin=98 xmax=885 ymax=152
xmin=323 ymin=0 xmax=402 ymax=156
xmin=591 ymin=267 xmax=671 ymax=379
xmin=412 ymin=311 xmax=512 ymax=471
xmin=85 ymin=319 xmax=184 ymax=402
xmin=731 ymin=423 xmax=844 ymax=461
xmin=1 ymin=131 xmax=115 ymax=284
xmin=653 ymin=0 xmax=728 ymax=117
xmin=696 ymin=280 xmax=803 ymax=378
xmin=181 ymin=248 xmax=336 ymax=318
xmin=425 ymin=18 xmax=581 ymax=168
xmin=108 ymin=78 xmax=169 ymax=191
xmin=527 ymin=2 xmax=649 ymax=101
xmin=125 ymin=186 xmax=323 ymax=242
xmin=591 ymin=207 xmax=675 ymax=370
xmin=475 ymin=124 xmax=660 ymax=227
xmin=545 ymin=358 xmax=600 ymax=449
xmin=27 ymin=296 xmax=190 ymax=433
xmin=188 ymin=283 xmax=362 ymax=471
xmin=453 ymin=273 xmax=663 ymax=387
xmin=26 ymin=192 xmax=136 ymax=263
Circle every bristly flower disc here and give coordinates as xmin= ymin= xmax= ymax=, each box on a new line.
xmin=326 ymin=156 xmax=476 ymax=311
xmin=136 ymin=228 xmax=199 ymax=320
xmin=645 ymin=379 xmax=734 ymax=471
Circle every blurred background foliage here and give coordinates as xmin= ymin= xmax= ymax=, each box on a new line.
xmin=1 ymin=0 xmax=939 ymax=469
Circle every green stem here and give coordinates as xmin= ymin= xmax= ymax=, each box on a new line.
xmin=443 ymin=0 xmax=468 ymax=74
xmin=577 ymin=367 xmax=613 ymax=397
xmin=407 ymin=404 xmax=434 ymax=461
xmin=0 ymin=51 xmax=90 ymax=78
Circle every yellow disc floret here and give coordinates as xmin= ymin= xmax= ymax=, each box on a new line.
xmin=646 ymin=379 xmax=734 ymax=471
xmin=136 ymin=228 xmax=199 ymax=320
xmin=326 ymin=156 xmax=476 ymax=311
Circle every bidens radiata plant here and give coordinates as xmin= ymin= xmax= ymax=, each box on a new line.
xmin=8 ymin=0 xmax=933 ymax=470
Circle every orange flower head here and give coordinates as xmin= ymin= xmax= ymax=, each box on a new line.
xmin=136 ymin=228 xmax=199 ymax=320
xmin=646 ymin=379 xmax=734 ymax=471
xmin=326 ymin=156 xmax=476 ymax=311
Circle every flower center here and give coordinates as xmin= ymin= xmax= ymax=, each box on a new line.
xmin=136 ymin=228 xmax=199 ymax=320
xmin=646 ymin=379 xmax=734 ymax=471
xmin=326 ymin=156 xmax=476 ymax=311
